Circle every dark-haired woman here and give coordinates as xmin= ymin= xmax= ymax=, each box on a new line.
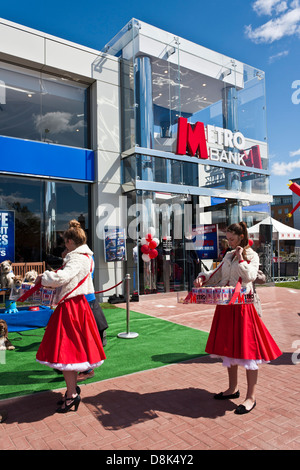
xmin=194 ymin=222 xmax=281 ymax=414
xmin=36 ymin=220 xmax=106 ymax=413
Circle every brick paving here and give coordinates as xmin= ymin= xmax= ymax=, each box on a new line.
xmin=0 ymin=286 xmax=300 ymax=450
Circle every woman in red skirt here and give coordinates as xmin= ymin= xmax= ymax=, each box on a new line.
xmin=194 ymin=222 xmax=281 ymax=414
xmin=36 ymin=220 xmax=106 ymax=413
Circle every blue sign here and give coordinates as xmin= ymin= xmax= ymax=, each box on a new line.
xmin=0 ymin=135 xmax=94 ymax=181
xmin=104 ymin=227 xmax=126 ymax=262
xmin=0 ymin=210 xmax=15 ymax=262
xmin=187 ymin=224 xmax=218 ymax=260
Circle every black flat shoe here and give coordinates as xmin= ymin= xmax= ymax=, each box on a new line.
xmin=56 ymin=394 xmax=81 ymax=413
xmin=234 ymin=401 xmax=256 ymax=415
xmin=57 ymin=386 xmax=81 ymax=405
xmin=214 ymin=390 xmax=240 ymax=400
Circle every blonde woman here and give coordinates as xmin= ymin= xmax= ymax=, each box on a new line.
xmin=36 ymin=220 xmax=106 ymax=413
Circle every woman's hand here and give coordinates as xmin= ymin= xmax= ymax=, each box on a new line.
xmin=235 ymin=246 xmax=243 ymax=261
xmin=193 ymin=277 xmax=203 ymax=287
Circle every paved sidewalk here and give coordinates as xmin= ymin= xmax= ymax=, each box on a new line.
xmin=0 ymin=286 xmax=300 ymax=450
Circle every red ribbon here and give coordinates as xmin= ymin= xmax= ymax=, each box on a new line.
xmin=17 ymin=281 xmax=41 ymax=302
xmin=229 ymin=277 xmax=243 ymax=305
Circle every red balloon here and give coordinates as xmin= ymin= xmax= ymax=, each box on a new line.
xmin=148 ymin=240 xmax=157 ymax=249
xmin=141 ymin=244 xmax=150 ymax=254
xmin=146 ymin=233 xmax=153 ymax=242
xmin=149 ymin=249 xmax=158 ymax=259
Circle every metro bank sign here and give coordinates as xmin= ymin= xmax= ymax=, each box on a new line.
xmin=176 ymin=117 xmax=262 ymax=170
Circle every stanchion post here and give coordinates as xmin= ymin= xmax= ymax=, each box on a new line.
xmin=118 ymin=274 xmax=139 ymax=339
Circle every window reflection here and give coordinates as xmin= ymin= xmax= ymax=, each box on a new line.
xmin=123 ymin=155 xmax=198 ymax=187
xmin=0 ymin=63 xmax=89 ymax=148
xmin=0 ymin=175 xmax=89 ymax=266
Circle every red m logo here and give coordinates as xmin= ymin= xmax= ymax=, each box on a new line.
xmin=176 ymin=117 xmax=208 ymax=159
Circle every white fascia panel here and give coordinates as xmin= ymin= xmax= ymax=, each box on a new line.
xmin=0 ymin=22 xmax=44 ymax=63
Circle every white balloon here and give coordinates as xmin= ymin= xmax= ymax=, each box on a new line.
xmin=153 ymin=237 xmax=159 ymax=246
xmin=142 ymin=253 xmax=150 ymax=262
xmin=148 ymin=227 xmax=156 ymax=237
xmin=141 ymin=237 xmax=148 ymax=245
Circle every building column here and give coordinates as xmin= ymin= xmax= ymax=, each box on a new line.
xmin=223 ymin=85 xmax=243 ymax=224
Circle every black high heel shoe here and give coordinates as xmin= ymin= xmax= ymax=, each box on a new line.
xmin=56 ymin=394 xmax=81 ymax=413
xmin=214 ymin=390 xmax=240 ymax=400
xmin=57 ymin=386 xmax=81 ymax=405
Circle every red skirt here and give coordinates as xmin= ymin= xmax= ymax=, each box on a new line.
xmin=36 ymin=295 xmax=106 ymax=372
xmin=205 ymin=303 xmax=282 ymax=362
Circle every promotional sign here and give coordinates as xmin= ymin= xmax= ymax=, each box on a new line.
xmin=187 ymin=224 xmax=218 ymax=260
xmin=104 ymin=226 xmax=126 ymax=262
xmin=0 ymin=210 xmax=15 ymax=262
xmin=176 ymin=117 xmax=262 ymax=170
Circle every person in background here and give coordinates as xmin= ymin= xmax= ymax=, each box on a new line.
xmin=219 ymin=238 xmax=231 ymax=260
xmin=194 ymin=221 xmax=282 ymax=415
xmin=35 ymin=220 xmax=106 ymax=413
xmin=77 ymin=258 xmax=108 ymax=382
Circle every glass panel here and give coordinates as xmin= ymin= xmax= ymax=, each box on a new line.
xmin=0 ymin=64 xmax=41 ymax=141
xmin=0 ymin=176 xmax=43 ymax=261
xmin=122 ymin=155 xmax=136 ymax=184
xmin=45 ymin=181 xmax=90 ymax=268
xmin=120 ymin=59 xmax=135 ymax=151
xmin=0 ymin=62 xmax=89 ymax=148
xmin=200 ymin=164 xmax=269 ymax=194
xmin=40 ymin=74 xmax=88 ymax=148
xmin=0 ymin=175 xmax=90 ymax=266
xmin=237 ymin=65 xmax=267 ymax=143
xmin=123 ymin=154 xmax=199 ymax=186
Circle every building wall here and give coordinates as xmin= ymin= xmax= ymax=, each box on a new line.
xmin=0 ymin=17 xmax=124 ymax=295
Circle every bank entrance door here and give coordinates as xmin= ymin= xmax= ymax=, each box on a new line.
xmin=138 ymin=192 xmax=200 ymax=294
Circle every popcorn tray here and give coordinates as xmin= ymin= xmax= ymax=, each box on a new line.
xmin=10 ymin=283 xmax=56 ymax=306
xmin=177 ymin=286 xmax=254 ymax=305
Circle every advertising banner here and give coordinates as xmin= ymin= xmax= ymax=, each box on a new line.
xmin=187 ymin=224 xmax=218 ymax=260
xmin=104 ymin=226 xmax=126 ymax=262
xmin=0 ymin=210 xmax=15 ymax=262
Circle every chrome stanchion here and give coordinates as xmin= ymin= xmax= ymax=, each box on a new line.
xmin=118 ymin=274 xmax=139 ymax=339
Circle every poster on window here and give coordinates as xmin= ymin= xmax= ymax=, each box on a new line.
xmin=104 ymin=226 xmax=126 ymax=262
xmin=0 ymin=210 xmax=15 ymax=262
xmin=186 ymin=224 xmax=218 ymax=260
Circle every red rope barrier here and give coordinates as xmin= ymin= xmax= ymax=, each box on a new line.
xmin=94 ymin=279 xmax=124 ymax=294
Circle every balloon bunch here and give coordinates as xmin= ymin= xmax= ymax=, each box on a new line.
xmin=140 ymin=227 xmax=159 ymax=262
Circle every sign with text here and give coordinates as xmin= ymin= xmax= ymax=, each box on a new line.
xmin=176 ymin=117 xmax=262 ymax=170
xmin=104 ymin=226 xmax=126 ymax=262
xmin=0 ymin=210 xmax=15 ymax=261
xmin=186 ymin=224 xmax=218 ymax=260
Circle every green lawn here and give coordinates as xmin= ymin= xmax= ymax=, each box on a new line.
xmin=0 ymin=306 xmax=209 ymax=400
xmin=275 ymin=281 xmax=300 ymax=289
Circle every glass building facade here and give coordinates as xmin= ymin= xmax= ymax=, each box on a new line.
xmin=0 ymin=61 xmax=91 ymax=268
xmin=104 ymin=19 xmax=271 ymax=294
xmin=0 ymin=17 xmax=271 ymax=295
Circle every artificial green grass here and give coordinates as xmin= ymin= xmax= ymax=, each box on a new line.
xmin=0 ymin=307 xmax=208 ymax=401
xmin=275 ymin=280 xmax=300 ymax=289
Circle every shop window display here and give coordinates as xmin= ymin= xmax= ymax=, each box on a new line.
xmin=0 ymin=62 xmax=89 ymax=148
xmin=0 ymin=175 xmax=90 ymax=267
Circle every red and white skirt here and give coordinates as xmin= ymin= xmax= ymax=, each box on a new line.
xmin=36 ymin=295 xmax=106 ymax=372
xmin=205 ymin=303 xmax=282 ymax=370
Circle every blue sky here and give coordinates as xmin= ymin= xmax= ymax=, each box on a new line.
xmin=1 ymin=0 xmax=300 ymax=196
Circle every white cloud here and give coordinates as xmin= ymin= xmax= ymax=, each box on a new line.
xmin=268 ymin=49 xmax=289 ymax=62
xmin=272 ymin=159 xmax=300 ymax=175
xmin=34 ymin=112 xmax=84 ymax=135
xmin=253 ymin=0 xmax=288 ymax=15
xmin=290 ymin=148 xmax=300 ymax=156
xmin=246 ymin=1 xmax=300 ymax=43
